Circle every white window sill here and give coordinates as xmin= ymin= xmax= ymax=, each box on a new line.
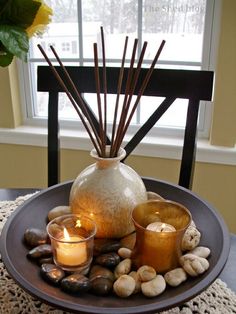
xmin=0 ymin=126 xmax=236 ymax=166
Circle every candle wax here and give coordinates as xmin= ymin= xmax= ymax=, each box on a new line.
xmin=146 ymin=221 xmax=176 ymax=232
xmin=56 ymin=236 xmax=87 ymax=266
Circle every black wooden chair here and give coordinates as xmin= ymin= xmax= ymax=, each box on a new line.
xmin=37 ymin=66 xmax=214 ymax=189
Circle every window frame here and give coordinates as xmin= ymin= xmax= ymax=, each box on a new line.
xmin=17 ymin=0 xmax=220 ymax=141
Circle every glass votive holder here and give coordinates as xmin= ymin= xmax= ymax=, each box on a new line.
xmin=131 ymin=200 xmax=191 ymax=273
xmin=47 ymin=214 xmax=97 ymax=274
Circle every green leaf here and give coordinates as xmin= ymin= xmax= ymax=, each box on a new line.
xmin=0 ymin=0 xmax=40 ymax=29
xmin=0 ymin=25 xmax=29 ymax=62
xmin=0 ymin=49 xmax=14 ymax=67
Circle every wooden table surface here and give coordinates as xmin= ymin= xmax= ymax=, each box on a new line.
xmin=0 ymin=188 xmax=235 ymax=293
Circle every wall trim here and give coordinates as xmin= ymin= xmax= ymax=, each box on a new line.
xmin=0 ymin=126 xmax=236 ymax=166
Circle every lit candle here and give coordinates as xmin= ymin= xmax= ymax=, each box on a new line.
xmin=56 ymin=228 xmax=87 ymax=266
xmin=146 ymin=222 xmax=176 ymax=232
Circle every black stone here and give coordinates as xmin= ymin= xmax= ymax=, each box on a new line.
xmin=61 ymin=273 xmax=91 ymax=294
xmin=27 ymin=244 xmax=52 ymax=259
xmin=90 ymin=277 xmax=113 ymax=296
xmin=89 ymin=265 xmax=115 ymax=282
xmin=94 ymin=238 xmax=121 ymax=256
xmin=94 ymin=252 xmax=120 ymax=268
xmin=24 ymin=228 xmax=48 ymax=248
xmin=41 ymin=263 xmax=65 ymax=285
xmin=38 ymin=257 xmax=54 ymax=265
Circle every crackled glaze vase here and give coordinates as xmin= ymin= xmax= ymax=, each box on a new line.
xmin=69 ymin=147 xmax=147 ymax=238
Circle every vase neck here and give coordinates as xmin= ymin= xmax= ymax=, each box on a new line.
xmin=90 ymin=146 xmax=126 ymax=170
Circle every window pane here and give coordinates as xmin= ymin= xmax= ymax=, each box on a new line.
xmin=140 ymin=97 xmax=188 ymax=128
xmin=142 ymin=0 xmax=206 ymax=62
xmin=30 ymin=0 xmax=79 ymax=59
xmin=82 ymin=0 xmax=138 ymax=59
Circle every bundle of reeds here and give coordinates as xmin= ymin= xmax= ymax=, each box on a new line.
xmin=38 ymin=27 xmax=165 ymax=158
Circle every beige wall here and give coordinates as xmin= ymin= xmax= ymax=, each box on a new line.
xmin=0 ymin=0 xmax=236 ymax=232
xmin=210 ymin=0 xmax=236 ymax=146
xmin=0 ymin=143 xmax=236 ymax=233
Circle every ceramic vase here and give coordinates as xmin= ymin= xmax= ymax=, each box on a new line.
xmin=69 ymin=146 xmax=147 ymax=238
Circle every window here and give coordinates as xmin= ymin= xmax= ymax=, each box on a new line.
xmin=61 ymin=42 xmax=71 ymax=52
xmin=19 ymin=0 xmax=219 ymax=140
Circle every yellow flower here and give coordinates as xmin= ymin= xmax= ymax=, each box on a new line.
xmin=26 ymin=0 xmax=53 ymax=38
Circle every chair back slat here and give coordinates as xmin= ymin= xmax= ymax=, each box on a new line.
xmin=179 ymin=98 xmax=200 ymax=188
xmin=123 ymin=96 xmax=176 ymax=159
xmin=47 ymin=91 xmax=60 ymax=187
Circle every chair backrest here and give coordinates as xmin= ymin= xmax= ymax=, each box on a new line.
xmin=37 ymin=66 xmax=214 ymax=189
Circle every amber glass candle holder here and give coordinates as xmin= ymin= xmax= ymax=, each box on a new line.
xmin=131 ymin=200 xmax=191 ymax=273
xmin=47 ymin=214 xmax=97 ymax=274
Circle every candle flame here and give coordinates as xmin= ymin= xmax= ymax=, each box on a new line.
xmin=76 ymin=219 xmax=82 ymax=228
xmin=63 ymin=227 xmax=70 ymax=240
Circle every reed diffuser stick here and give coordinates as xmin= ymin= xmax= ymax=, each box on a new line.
xmin=110 ymin=36 xmax=129 ymax=156
xmin=37 ymin=44 xmax=102 ymax=156
xmin=111 ymin=38 xmax=138 ymax=157
xmin=49 ymin=45 xmax=102 ymax=152
xmin=114 ymin=40 xmax=166 ymax=154
xmin=93 ymin=43 xmax=105 ymax=157
xmin=100 ymin=27 xmax=107 ymax=153
xmin=111 ymin=41 xmax=148 ymax=158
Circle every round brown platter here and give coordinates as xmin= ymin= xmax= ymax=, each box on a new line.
xmin=0 ymin=178 xmax=230 ymax=314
